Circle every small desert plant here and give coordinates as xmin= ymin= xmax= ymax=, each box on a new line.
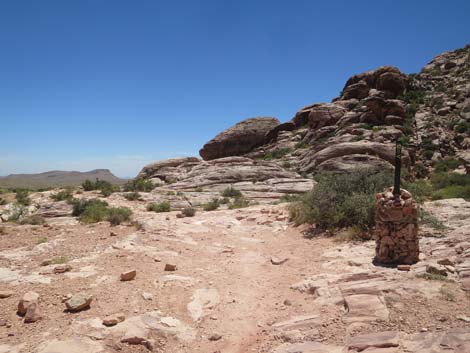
xmin=107 ymin=207 xmax=132 ymax=226
xmin=262 ymin=148 xmax=292 ymax=160
xmin=222 ymin=186 xmax=242 ymax=198
xmin=51 ymin=255 xmax=69 ymax=264
xmin=19 ymin=215 xmax=46 ymax=225
xmin=194 ymin=186 xmax=204 ymax=192
xmin=416 ymin=273 xmax=450 ymax=282
xmin=279 ymin=194 xmax=301 ymax=203
xmin=281 ymin=161 xmax=292 ymax=169
xmin=15 ymin=189 xmax=31 ymax=206
xmin=0 ymin=198 xmax=7 ymax=205
xmin=294 ymin=140 xmax=308 ymax=149
xmin=36 ymin=237 xmax=48 ymax=244
xmin=433 ymin=158 xmax=460 ymax=173
xmin=333 ymin=226 xmax=364 ymax=242
xmin=81 ymin=179 xmax=118 ymax=197
xmin=7 ymin=204 xmax=28 ymax=222
xmin=147 ymin=201 xmax=171 ymax=213
xmin=181 ymin=206 xmax=196 ymax=217
xmin=203 ymin=199 xmax=220 ymax=211
xmin=123 ymin=192 xmax=142 ymax=201
xmin=228 ymin=196 xmax=250 ymax=209
xmin=123 ymin=178 xmax=155 ymax=192
xmin=439 ymin=285 xmax=456 ymax=302
xmin=50 ymin=188 xmax=74 ymax=202
xmin=219 ymin=197 xmax=230 ymax=204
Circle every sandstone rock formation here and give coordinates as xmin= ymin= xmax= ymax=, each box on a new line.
xmin=199 ymin=117 xmax=279 ymax=160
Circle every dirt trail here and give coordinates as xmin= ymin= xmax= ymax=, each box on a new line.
xmin=1 ymin=201 xmax=470 ymax=353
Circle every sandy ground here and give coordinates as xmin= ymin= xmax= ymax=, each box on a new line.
xmin=1 ymin=198 xmax=470 ymax=353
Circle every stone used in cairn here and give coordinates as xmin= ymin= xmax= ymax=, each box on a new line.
xmin=374 ymin=187 xmax=419 ymax=265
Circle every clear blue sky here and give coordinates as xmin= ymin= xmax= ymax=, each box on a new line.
xmin=1 ymin=0 xmax=469 ymax=177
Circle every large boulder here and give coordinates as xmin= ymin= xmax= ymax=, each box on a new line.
xmin=341 ymin=66 xmax=407 ymax=99
xmin=199 ymin=117 xmax=280 ymax=160
xmin=308 ymin=104 xmax=347 ymax=130
xmin=137 ymin=157 xmax=200 ymax=182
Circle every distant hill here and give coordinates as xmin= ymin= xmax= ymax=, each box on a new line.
xmin=0 ymin=169 xmax=126 ymax=189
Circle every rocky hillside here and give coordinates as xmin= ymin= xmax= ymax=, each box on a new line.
xmin=135 ymin=46 xmax=469 ymax=196
xmin=0 ymin=169 xmax=126 ymax=189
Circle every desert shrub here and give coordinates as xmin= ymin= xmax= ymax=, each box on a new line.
xmin=72 ymin=198 xmax=108 ymax=217
xmin=228 ymin=196 xmax=250 ymax=209
xmin=51 ymin=255 xmax=69 ymax=264
xmin=82 ymin=179 xmax=95 ymax=191
xmin=107 ymin=207 xmax=132 ymax=226
xmin=81 ymin=179 xmax=118 ymax=197
xmin=123 ymin=178 xmax=155 ymax=192
xmin=333 ymin=226 xmax=364 ymax=242
xmin=262 ymin=148 xmax=292 ymax=160
xmin=0 ymin=198 xmax=7 ymax=205
xmin=203 ymin=199 xmax=220 ymax=211
xmin=123 ymin=192 xmax=142 ymax=201
xmin=351 ymin=135 xmax=365 ymax=142
xmin=431 ymin=185 xmax=470 ymax=201
xmin=7 ymin=204 xmax=28 ymax=222
xmin=454 ymin=120 xmax=470 ymax=134
xmin=195 ymin=187 xmax=204 ymax=192
xmin=281 ymin=161 xmax=292 ymax=169
xmin=222 ymin=186 xmax=242 ymax=198
xmin=430 ymin=172 xmax=470 ymax=190
xmin=181 ymin=206 xmax=196 ymax=217
xmin=279 ymin=194 xmax=301 ymax=203
xmin=50 ymin=188 xmax=74 ymax=202
xmin=219 ymin=197 xmax=230 ymax=204
xmin=403 ymin=179 xmax=433 ymax=203
xmin=147 ymin=201 xmax=171 ymax=213
xmin=15 ymin=189 xmax=31 ymax=206
xmin=78 ymin=200 xmax=110 ymax=223
xmin=419 ymin=209 xmax=447 ymax=231
xmin=433 ymin=158 xmax=460 ymax=173
xmin=289 ymin=170 xmax=392 ymax=230
xmin=36 ymin=237 xmax=48 ymax=244
xmin=19 ymin=215 xmax=46 ymax=225
xmin=294 ymin=141 xmax=308 ymax=149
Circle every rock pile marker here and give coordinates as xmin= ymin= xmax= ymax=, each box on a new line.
xmin=374 ymin=141 xmax=419 ymax=265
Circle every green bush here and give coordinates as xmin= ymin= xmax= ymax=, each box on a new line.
xmin=431 ymin=185 xmax=470 ymax=201
xmin=107 ymin=207 xmax=132 ymax=226
xmin=433 ymin=158 xmax=460 ymax=173
xmin=19 ymin=215 xmax=46 ymax=225
xmin=203 ymin=199 xmax=220 ymax=211
xmin=294 ymin=141 xmax=308 ymax=149
xmin=430 ymin=172 xmax=470 ymax=190
xmin=123 ymin=192 xmax=142 ymax=201
xmin=181 ymin=206 xmax=196 ymax=217
xmin=228 ymin=196 xmax=250 ymax=209
xmin=222 ymin=186 xmax=242 ymax=198
xmin=289 ymin=170 xmax=393 ymax=230
xmin=81 ymin=179 xmax=118 ymax=197
xmin=15 ymin=189 xmax=31 ymax=206
xmin=78 ymin=201 xmax=110 ymax=223
xmin=123 ymin=178 xmax=155 ymax=192
xmin=50 ymin=188 xmax=74 ymax=202
xmin=71 ymin=198 xmax=131 ymax=224
xmin=72 ymin=198 xmax=108 ymax=217
xmin=262 ymin=148 xmax=292 ymax=160
xmin=147 ymin=201 xmax=171 ymax=213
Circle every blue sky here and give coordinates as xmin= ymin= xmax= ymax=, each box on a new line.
xmin=1 ymin=0 xmax=469 ymax=177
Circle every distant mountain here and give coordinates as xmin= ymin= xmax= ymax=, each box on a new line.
xmin=0 ymin=169 xmax=126 ymax=189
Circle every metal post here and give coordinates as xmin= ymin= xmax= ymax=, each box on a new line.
xmin=393 ymin=140 xmax=402 ymax=198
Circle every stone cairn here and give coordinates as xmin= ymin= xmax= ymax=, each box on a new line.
xmin=374 ymin=187 xmax=419 ymax=265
